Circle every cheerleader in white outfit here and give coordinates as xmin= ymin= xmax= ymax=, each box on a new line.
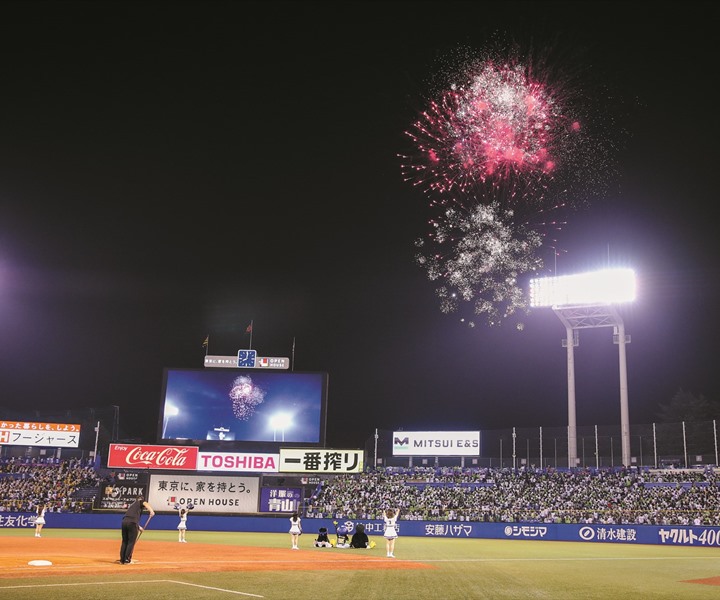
xmin=34 ymin=504 xmax=47 ymax=537
xmin=177 ymin=508 xmax=188 ymax=542
xmin=383 ymin=508 xmax=399 ymax=557
xmin=289 ymin=512 xmax=302 ymax=549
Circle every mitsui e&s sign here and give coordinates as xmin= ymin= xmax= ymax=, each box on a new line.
xmin=393 ymin=431 xmax=480 ymax=456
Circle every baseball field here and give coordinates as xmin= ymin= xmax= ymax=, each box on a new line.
xmin=1 ymin=528 xmax=719 ymax=599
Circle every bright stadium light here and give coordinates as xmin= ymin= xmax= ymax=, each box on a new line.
xmin=529 ymin=268 xmax=637 ymax=468
xmin=529 ymin=268 xmax=636 ymax=307
xmin=269 ymin=412 xmax=293 ymax=442
xmin=162 ymin=402 xmax=179 ymax=438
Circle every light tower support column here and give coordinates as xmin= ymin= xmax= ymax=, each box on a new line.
xmin=563 ymin=325 xmax=578 ymax=468
xmin=552 ymin=304 xmax=632 ymax=468
xmin=615 ymin=316 xmax=631 ymax=467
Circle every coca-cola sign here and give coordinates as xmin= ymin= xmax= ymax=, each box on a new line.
xmin=108 ymin=444 xmax=199 ymax=470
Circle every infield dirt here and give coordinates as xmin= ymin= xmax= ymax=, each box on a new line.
xmin=1 ymin=537 xmax=432 ymax=578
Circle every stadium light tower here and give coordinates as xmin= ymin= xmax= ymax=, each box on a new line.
xmin=529 ymin=268 xmax=637 ymax=468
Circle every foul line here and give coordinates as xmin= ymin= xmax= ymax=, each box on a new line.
xmin=0 ymin=579 xmax=263 ymax=597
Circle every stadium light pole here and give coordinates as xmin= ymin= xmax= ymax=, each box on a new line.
xmin=529 ymin=268 xmax=637 ymax=468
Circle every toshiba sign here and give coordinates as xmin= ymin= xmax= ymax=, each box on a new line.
xmin=108 ymin=444 xmax=199 ymax=470
xmin=197 ymin=452 xmax=279 ymax=473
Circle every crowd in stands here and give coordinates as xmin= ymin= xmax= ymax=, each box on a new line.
xmin=305 ymin=466 xmax=720 ymax=526
xmin=0 ymin=457 xmax=100 ymax=513
xmin=2 ymin=458 xmax=720 ymax=526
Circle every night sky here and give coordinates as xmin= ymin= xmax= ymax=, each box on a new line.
xmin=1 ymin=1 xmax=717 ymax=450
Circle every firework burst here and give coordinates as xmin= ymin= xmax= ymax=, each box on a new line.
xmin=416 ymin=202 xmax=544 ymax=328
xmin=229 ymin=375 xmax=265 ymax=420
xmin=403 ymin=45 xmax=617 ymax=327
xmin=401 ymin=53 xmax=584 ymax=206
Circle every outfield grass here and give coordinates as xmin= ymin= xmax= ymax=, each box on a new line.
xmin=1 ymin=529 xmax=719 ymax=599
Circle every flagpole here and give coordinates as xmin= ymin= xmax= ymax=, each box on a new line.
xmin=291 ymin=337 xmax=296 ymax=371
xmin=248 ymin=320 xmax=254 ymax=350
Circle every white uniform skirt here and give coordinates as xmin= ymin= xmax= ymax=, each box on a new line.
xmin=383 ymin=526 xmax=397 ymax=539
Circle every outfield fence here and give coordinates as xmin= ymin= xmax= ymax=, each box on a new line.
xmin=366 ymin=420 xmax=720 ymax=469
xmin=2 ymin=512 xmax=720 ymax=548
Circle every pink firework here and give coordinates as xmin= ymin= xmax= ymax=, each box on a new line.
xmin=228 ymin=375 xmax=265 ymax=420
xmin=401 ymin=57 xmax=579 ymax=200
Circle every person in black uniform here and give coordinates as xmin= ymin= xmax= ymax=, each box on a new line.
xmin=119 ymin=494 xmax=155 ymax=564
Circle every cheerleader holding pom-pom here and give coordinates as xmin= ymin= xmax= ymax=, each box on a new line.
xmin=176 ymin=503 xmax=193 ymax=542
xmin=177 ymin=508 xmax=188 ymax=542
xmin=382 ymin=507 xmax=400 ymax=558
xmin=34 ymin=504 xmax=47 ymax=537
xmin=289 ymin=512 xmax=302 ymax=549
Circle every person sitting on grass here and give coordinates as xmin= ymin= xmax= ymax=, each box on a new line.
xmin=350 ymin=523 xmax=373 ymax=548
xmin=335 ymin=525 xmax=350 ymax=548
xmin=314 ymin=526 xmax=332 ymax=547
